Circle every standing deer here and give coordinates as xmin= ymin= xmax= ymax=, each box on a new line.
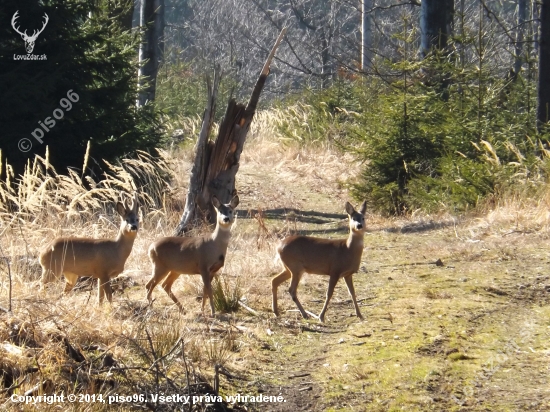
xmin=146 ymin=195 xmax=239 ymax=315
xmin=39 ymin=192 xmax=140 ymax=304
xmin=272 ymin=201 xmax=367 ymax=323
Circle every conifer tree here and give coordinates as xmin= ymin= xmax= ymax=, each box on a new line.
xmin=0 ymin=0 xmax=162 ymax=175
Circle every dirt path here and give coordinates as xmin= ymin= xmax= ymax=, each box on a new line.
xmin=2 ymin=141 xmax=548 ymax=412
xmin=228 ymin=147 xmax=550 ymax=411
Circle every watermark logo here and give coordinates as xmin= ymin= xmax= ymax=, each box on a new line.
xmin=19 ymin=89 xmax=80 ymax=153
xmin=11 ymin=10 xmax=48 ymax=60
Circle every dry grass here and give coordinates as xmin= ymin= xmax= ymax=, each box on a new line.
xmin=0 ymin=108 xmax=358 ymax=411
xmin=1 ymin=109 xmax=550 ymax=411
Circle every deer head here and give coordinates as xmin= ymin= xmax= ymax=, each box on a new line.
xmin=11 ymin=11 xmax=49 ymax=54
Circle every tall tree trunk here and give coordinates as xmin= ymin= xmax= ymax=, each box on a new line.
xmin=132 ymin=0 xmax=141 ymax=28
xmin=419 ymin=0 xmax=454 ymax=57
xmin=514 ymin=0 xmax=527 ymax=77
xmin=320 ymin=3 xmax=335 ymax=88
xmin=533 ymin=0 xmax=540 ymax=54
xmin=320 ymin=28 xmax=331 ymax=87
xmin=175 ymin=29 xmax=287 ymax=235
xmin=361 ymin=0 xmax=374 ymax=70
xmin=138 ymin=0 xmax=164 ymax=106
xmin=538 ymin=0 xmax=550 ymax=128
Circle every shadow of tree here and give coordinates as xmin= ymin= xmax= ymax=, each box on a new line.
xmin=241 ymin=208 xmax=345 ymax=224
xmin=240 ymin=208 xmax=347 ymax=236
xmin=382 ymin=219 xmax=457 ymax=234
xmin=239 ymin=208 xmax=456 ymax=236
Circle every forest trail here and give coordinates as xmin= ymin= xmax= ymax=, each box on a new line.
xmin=1 ymin=141 xmax=549 ymax=412
xmin=225 ymin=142 xmax=550 ymax=411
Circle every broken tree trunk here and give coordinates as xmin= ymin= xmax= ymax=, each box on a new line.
xmin=175 ymin=28 xmax=287 ymax=235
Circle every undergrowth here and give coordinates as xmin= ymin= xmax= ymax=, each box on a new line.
xmin=212 ymin=275 xmax=242 ymax=314
xmin=276 ymin=48 xmax=550 ymax=215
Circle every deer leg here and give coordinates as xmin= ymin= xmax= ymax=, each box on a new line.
xmin=200 ymin=268 xmax=215 ymax=317
xmin=161 ymin=271 xmax=184 ymax=311
xmin=96 ymin=274 xmax=113 ymax=304
xmin=40 ymin=255 xmax=60 ymax=289
xmin=98 ymin=278 xmax=105 ymax=304
xmin=271 ymin=269 xmax=291 ymax=317
xmin=103 ymin=276 xmax=113 ymax=304
xmin=146 ymin=264 xmax=169 ymax=303
xmin=202 ymin=260 xmax=223 ymax=313
xmin=39 ymin=269 xmax=46 ymax=290
xmin=201 ymin=284 xmax=208 ymax=313
xmin=201 ymin=271 xmax=217 ymax=313
xmin=40 ymin=271 xmax=48 ymax=291
xmin=319 ymin=274 xmax=340 ymax=323
xmin=344 ymin=275 xmax=364 ymax=320
xmin=63 ymin=273 xmax=78 ymax=294
xmin=287 ymin=270 xmax=308 ymax=319
xmin=63 ymin=282 xmax=75 ymax=294
xmin=40 ymin=267 xmax=55 ymax=290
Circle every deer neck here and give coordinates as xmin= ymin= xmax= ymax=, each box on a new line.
xmin=346 ymin=230 xmax=364 ymax=250
xmin=211 ymin=223 xmax=232 ymax=249
xmin=115 ymin=224 xmax=137 ymax=258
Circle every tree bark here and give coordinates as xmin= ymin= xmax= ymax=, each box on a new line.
xmin=175 ymin=28 xmax=287 ymax=235
xmin=538 ymin=0 xmax=550 ymax=128
xmin=533 ymin=0 xmax=540 ymax=54
xmin=361 ymin=0 xmax=374 ymax=70
xmin=513 ymin=0 xmax=527 ymax=77
xmin=419 ymin=0 xmax=454 ymax=57
xmin=138 ymin=0 xmax=165 ymax=106
xmin=174 ymin=72 xmax=220 ymax=235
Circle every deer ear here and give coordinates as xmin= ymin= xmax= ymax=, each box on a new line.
xmin=116 ymin=202 xmax=126 ymax=217
xmin=132 ymin=192 xmax=139 ymax=213
xmin=345 ymin=202 xmax=355 ymax=216
xmin=212 ymin=196 xmax=221 ymax=209
xmin=359 ymin=200 xmax=367 ymax=215
xmin=229 ymin=195 xmax=239 ymax=209
xmin=119 ymin=191 xmax=128 ymax=209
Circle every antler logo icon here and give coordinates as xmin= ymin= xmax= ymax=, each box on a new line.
xmin=11 ymin=11 xmax=49 ymax=54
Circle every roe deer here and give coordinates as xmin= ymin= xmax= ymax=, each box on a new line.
xmin=39 ymin=192 xmax=140 ymax=304
xmin=146 ymin=195 xmax=239 ymax=315
xmin=272 ymin=201 xmax=367 ymax=322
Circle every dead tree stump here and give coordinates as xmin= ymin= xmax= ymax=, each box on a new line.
xmin=175 ymin=28 xmax=287 ymax=235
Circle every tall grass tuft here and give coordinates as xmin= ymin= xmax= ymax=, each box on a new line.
xmin=212 ymin=275 xmax=242 ymax=313
xmin=0 ymin=150 xmax=173 ymax=224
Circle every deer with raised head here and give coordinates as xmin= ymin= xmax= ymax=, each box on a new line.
xmin=39 ymin=192 xmax=140 ymax=304
xmin=272 ymin=200 xmax=367 ymax=323
xmin=146 ymin=195 xmax=239 ymax=315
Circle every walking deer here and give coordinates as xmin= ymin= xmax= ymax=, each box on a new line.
xmin=39 ymin=192 xmax=140 ymax=304
xmin=272 ymin=201 xmax=367 ymax=322
xmin=146 ymin=195 xmax=239 ymax=315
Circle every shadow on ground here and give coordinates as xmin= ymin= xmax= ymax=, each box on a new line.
xmin=241 ymin=208 xmax=459 ymax=236
xmin=241 ymin=208 xmax=344 ymax=223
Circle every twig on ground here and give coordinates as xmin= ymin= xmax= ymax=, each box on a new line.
xmin=182 ymin=340 xmax=192 ymax=412
xmin=304 ymin=310 xmax=319 ymax=319
xmin=238 ymin=300 xmax=260 ymax=316
xmin=288 ymin=373 xmax=310 ymax=379
xmin=0 ymin=376 xmax=27 ymax=395
xmin=145 ymin=328 xmax=160 ymax=400
xmin=0 ymin=245 xmax=12 ymax=312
